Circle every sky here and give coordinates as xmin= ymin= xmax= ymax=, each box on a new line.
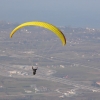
xmin=0 ymin=0 xmax=100 ymax=28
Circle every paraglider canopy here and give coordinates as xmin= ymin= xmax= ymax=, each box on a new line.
xmin=10 ymin=21 xmax=66 ymax=46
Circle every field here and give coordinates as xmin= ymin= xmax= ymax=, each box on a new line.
xmin=0 ymin=22 xmax=100 ymax=99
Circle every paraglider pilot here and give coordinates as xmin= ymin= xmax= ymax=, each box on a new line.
xmin=32 ymin=66 xmax=38 ymax=75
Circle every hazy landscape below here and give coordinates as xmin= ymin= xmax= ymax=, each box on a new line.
xmin=0 ymin=21 xmax=100 ymax=100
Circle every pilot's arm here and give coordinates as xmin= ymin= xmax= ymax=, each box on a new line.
xmin=32 ymin=66 xmax=34 ymax=70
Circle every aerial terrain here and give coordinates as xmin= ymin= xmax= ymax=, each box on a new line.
xmin=0 ymin=21 xmax=100 ymax=100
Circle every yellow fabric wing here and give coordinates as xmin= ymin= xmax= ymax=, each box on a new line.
xmin=10 ymin=21 xmax=66 ymax=45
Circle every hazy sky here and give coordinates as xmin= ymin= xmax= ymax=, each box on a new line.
xmin=0 ymin=0 xmax=100 ymax=28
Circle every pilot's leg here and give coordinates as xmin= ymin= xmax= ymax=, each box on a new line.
xmin=33 ymin=71 xmax=35 ymax=75
xmin=33 ymin=69 xmax=37 ymax=75
xmin=33 ymin=71 xmax=36 ymax=75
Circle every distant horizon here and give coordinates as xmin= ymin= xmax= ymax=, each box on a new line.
xmin=0 ymin=20 xmax=99 ymax=30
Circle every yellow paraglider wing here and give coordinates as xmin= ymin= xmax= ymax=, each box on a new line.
xmin=10 ymin=21 xmax=66 ymax=45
